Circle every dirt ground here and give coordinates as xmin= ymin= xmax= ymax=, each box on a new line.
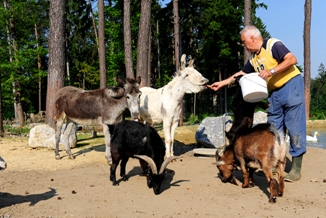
xmin=1 ymin=125 xmax=326 ymax=218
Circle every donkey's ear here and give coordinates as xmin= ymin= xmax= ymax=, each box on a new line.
xmin=115 ymin=77 xmax=125 ymax=86
xmin=180 ymin=54 xmax=186 ymax=70
xmin=188 ymin=58 xmax=195 ymax=68
xmin=136 ymin=76 xmax=141 ymax=84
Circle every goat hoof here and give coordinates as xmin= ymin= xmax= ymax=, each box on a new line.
xmin=55 ymin=155 xmax=61 ymax=160
xmin=113 ymin=182 xmax=119 ymax=186
xmin=278 ymin=192 xmax=283 ymax=197
xmin=68 ymin=155 xmax=75 ymax=160
xmin=269 ymin=196 xmax=276 ymax=203
xmin=122 ymin=176 xmax=129 ymax=181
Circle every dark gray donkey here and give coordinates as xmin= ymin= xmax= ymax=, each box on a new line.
xmin=54 ymin=77 xmax=141 ymax=163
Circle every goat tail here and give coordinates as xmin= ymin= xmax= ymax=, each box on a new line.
xmin=268 ymin=125 xmax=285 ymax=145
xmin=159 ymin=156 xmax=183 ymax=175
xmin=268 ymin=125 xmax=287 ymax=164
xmin=134 ymin=155 xmax=158 ymax=174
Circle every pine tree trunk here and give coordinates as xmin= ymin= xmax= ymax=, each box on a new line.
xmin=136 ymin=0 xmax=152 ymax=87
xmin=243 ymin=0 xmax=251 ymax=64
xmin=98 ymin=0 xmax=107 ymax=88
xmin=35 ymin=24 xmax=43 ymax=112
xmin=10 ymin=14 xmax=25 ymax=126
xmin=173 ymin=0 xmax=183 ymax=126
xmin=124 ymin=0 xmax=135 ymax=79
xmin=304 ymin=0 xmax=312 ymax=119
xmin=0 ymin=70 xmax=4 ymax=136
xmin=46 ymin=0 xmax=66 ymax=128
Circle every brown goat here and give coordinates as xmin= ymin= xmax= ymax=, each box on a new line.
xmin=216 ymin=123 xmax=287 ymax=203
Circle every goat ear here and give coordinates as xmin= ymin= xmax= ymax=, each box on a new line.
xmin=215 ymin=160 xmax=225 ymax=166
xmin=142 ymin=136 xmax=147 ymax=145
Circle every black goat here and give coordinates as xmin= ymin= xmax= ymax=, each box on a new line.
xmin=110 ymin=120 xmax=181 ymax=195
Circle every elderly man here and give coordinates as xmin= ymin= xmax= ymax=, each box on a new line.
xmin=209 ymin=25 xmax=306 ymax=182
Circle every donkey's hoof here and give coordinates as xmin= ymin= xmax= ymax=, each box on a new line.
xmin=68 ymin=155 xmax=75 ymax=159
xmin=55 ymin=155 xmax=61 ymax=160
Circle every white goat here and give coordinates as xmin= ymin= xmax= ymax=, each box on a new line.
xmin=139 ymin=54 xmax=209 ymax=157
xmin=0 ymin=156 xmax=7 ymax=171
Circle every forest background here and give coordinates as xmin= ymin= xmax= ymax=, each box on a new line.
xmin=0 ymin=0 xmax=324 ymax=132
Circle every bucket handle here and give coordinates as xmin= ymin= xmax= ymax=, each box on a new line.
xmin=242 ymin=76 xmax=267 ymax=88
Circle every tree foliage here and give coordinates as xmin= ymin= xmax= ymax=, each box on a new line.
xmin=0 ymin=0 xmax=320 ymax=123
xmin=310 ymin=63 xmax=326 ymax=119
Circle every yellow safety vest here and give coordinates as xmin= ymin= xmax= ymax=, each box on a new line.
xmin=249 ymin=38 xmax=301 ymax=90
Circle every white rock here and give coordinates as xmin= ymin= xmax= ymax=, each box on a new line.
xmin=28 ymin=124 xmax=77 ymax=150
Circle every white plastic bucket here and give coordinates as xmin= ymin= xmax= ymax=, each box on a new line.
xmin=239 ymin=73 xmax=268 ymax=102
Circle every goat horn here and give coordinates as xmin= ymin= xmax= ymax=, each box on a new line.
xmin=215 ymin=148 xmax=224 ymax=161
xmin=159 ymin=156 xmax=182 ymax=175
xmin=218 ymin=149 xmax=224 ymax=157
xmin=134 ymin=155 xmax=158 ymax=174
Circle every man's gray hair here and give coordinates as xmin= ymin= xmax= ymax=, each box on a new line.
xmin=242 ymin=25 xmax=262 ymax=38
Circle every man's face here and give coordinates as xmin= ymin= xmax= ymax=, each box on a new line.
xmin=241 ymin=32 xmax=256 ymax=53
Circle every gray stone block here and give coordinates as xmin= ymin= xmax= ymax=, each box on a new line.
xmin=195 ymin=116 xmax=232 ymax=148
xmin=28 ymin=124 xmax=77 ymax=150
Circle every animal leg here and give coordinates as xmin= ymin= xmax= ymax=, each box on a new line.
xmin=277 ymin=158 xmax=286 ymax=197
xmin=269 ymin=178 xmax=278 ymax=203
xmin=262 ymin=167 xmax=278 ymax=203
xmin=169 ymin=120 xmax=179 ymax=157
xmin=241 ymin=169 xmax=250 ymax=188
xmin=110 ymin=143 xmax=121 ymax=185
xmin=110 ymin=160 xmax=120 ymax=186
xmin=239 ymin=161 xmax=250 ymax=188
xmin=163 ymin=121 xmax=173 ymax=157
xmin=55 ymin=118 xmax=64 ymax=160
xmin=248 ymin=167 xmax=256 ymax=187
xmin=64 ymin=121 xmax=75 ymax=159
xmin=120 ymin=157 xmax=129 ymax=181
xmin=103 ymin=124 xmax=112 ymax=165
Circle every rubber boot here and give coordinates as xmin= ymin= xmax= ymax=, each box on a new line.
xmin=284 ymin=155 xmax=303 ymax=182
